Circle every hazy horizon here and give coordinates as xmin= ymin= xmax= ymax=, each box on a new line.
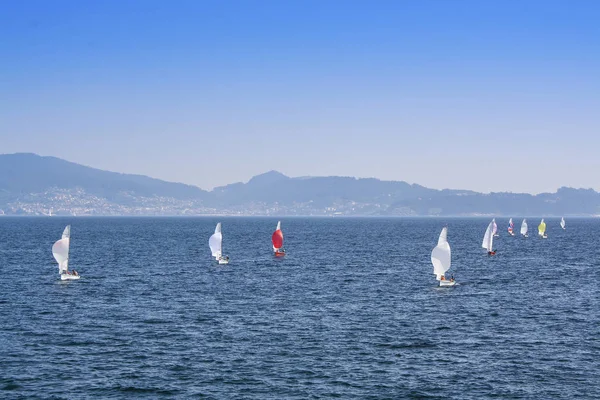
xmin=2 ymin=152 xmax=596 ymax=196
xmin=2 ymin=1 xmax=599 ymax=193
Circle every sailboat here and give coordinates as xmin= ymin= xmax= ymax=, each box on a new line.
xmin=560 ymin=217 xmax=566 ymax=230
xmin=508 ymin=218 xmax=515 ymax=236
xmin=520 ymin=219 xmax=528 ymax=237
xmin=538 ymin=219 xmax=547 ymax=238
xmin=482 ymin=220 xmax=496 ymax=255
xmin=492 ymin=218 xmax=499 ymax=237
xmin=52 ymin=225 xmax=80 ymax=280
xmin=209 ymin=223 xmax=229 ymax=264
xmin=431 ymin=227 xmax=455 ymax=287
xmin=272 ymin=221 xmax=285 ymax=256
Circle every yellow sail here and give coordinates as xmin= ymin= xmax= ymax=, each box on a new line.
xmin=538 ymin=220 xmax=546 ymax=235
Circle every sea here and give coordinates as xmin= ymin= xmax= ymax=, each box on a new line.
xmin=1 ymin=217 xmax=599 ymax=399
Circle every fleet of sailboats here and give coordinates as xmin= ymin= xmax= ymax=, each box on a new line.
xmin=272 ymin=221 xmax=286 ymax=256
xmin=52 ymin=225 xmax=80 ymax=280
xmin=47 ymin=217 xmax=567 ymax=285
xmin=209 ymin=222 xmax=229 ymax=264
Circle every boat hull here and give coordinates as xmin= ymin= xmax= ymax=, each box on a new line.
xmin=60 ymin=274 xmax=80 ymax=281
xmin=274 ymin=251 xmax=286 ymax=257
xmin=217 ymin=257 xmax=229 ymax=265
xmin=439 ymin=280 xmax=456 ymax=287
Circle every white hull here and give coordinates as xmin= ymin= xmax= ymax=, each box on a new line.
xmin=60 ymin=274 xmax=80 ymax=281
xmin=509 ymin=232 xmax=515 ymax=236
xmin=439 ymin=280 xmax=456 ymax=287
xmin=217 ymin=257 xmax=229 ymax=265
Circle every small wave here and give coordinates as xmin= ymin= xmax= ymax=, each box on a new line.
xmin=141 ymin=318 xmax=170 ymax=324
xmin=195 ymin=316 xmax=216 ymax=323
xmin=2 ymin=382 xmax=21 ymax=391
xmin=376 ymin=340 xmax=437 ymax=349
xmin=115 ymin=385 xmax=179 ymax=395
xmin=406 ymin=389 xmax=446 ymax=399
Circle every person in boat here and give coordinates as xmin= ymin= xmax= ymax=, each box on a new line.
xmin=450 ymin=274 xmax=454 ymax=282
xmin=73 ymin=270 xmax=78 ymax=276
xmin=440 ymin=275 xmax=445 ymax=281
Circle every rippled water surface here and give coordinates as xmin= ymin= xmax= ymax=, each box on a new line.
xmin=1 ymin=217 xmax=599 ymax=399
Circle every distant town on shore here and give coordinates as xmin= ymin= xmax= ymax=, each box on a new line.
xmin=1 ymin=153 xmax=599 ymax=217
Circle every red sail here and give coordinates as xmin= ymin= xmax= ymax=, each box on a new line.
xmin=272 ymin=230 xmax=283 ymax=248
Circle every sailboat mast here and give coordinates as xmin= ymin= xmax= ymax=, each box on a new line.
xmin=65 ymin=226 xmax=70 ymax=271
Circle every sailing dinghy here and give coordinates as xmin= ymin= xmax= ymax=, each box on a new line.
xmin=521 ymin=219 xmax=528 ymax=237
xmin=482 ymin=220 xmax=496 ymax=255
xmin=560 ymin=217 xmax=566 ymax=230
xmin=209 ymin=223 xmax=229 ymax=264
xmin=538 ymin=219 xmax=547 ymax=238
xmin=52 ymin=225 xmax=80 ymax=280
xmin=508 ymin=218 xmax=515 ymax=236
xmin=272 ymin=221 xmax=285 ymax=256
xmin=431 ymin=227 xmax=455 ymax=287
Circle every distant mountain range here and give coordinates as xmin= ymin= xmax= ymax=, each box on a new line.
xmin=1 ymin=153 xmax=599 ymax=216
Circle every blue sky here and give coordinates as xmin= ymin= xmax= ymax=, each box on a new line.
xmin=1 ymin=0 xmax=599 ymax=193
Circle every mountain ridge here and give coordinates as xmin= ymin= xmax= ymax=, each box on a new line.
xmin=1 ymin=153 xmax=599 ymax=216
xmin=0 ymin=153 xmax=208 ymax=200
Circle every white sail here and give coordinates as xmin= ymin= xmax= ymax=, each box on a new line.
xmin=52 ymin=225 xmax=71 ymax=273
xmin=62 ymin=225 xmax=71 ymax=239
xmin=208 ymin=223 xmax=223 ymax=259
xmin=521 ymin=219 xmax=528 ymax=236
xmin=431 ymin=227 xmax=451 ymax=281
xmin=561 ymin=217 xmax=566 ymax=229
xmin=482 ymin=220 xmax=494 ymax=251
xmin=492 ymin=218 xmax=498 ymax=235
xmin=276 ymin=221 xmax=281 ymax=231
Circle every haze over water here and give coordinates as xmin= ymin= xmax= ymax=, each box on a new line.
xmin=1 ymin=217 xmax=599 ymax=398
